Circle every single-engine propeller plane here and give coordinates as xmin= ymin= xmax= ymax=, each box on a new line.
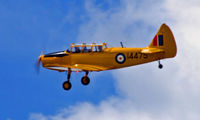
xmin=37 ymin=23 xmax=177 ymax=91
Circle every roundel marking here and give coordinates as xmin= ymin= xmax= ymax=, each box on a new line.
xmin=115 ymin=53 xmax=126 ymax=64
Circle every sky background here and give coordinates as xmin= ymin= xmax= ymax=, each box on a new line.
xmin=0 ymin=0 xmax=200 ymax=120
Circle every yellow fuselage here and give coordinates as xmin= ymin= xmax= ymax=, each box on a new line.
xmin=41 ymin=47 xmax=164 ymax=71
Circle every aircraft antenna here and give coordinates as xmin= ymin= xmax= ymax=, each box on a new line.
xmin=105 ymin=44 xmax=108 ymax=48
xmin=120 ymin=42 xmax=124 ymax=48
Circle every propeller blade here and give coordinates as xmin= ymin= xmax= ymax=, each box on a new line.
xmin=35 ymin=55 xmax=42 ymax=74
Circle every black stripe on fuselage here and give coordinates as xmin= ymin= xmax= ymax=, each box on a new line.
xmin=44 ymin=51 xmax=68 ymax=57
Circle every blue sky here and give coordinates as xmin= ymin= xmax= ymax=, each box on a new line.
xmin=1 ymin=0 xmax=200 ymax=120
xmin=0 ymin=0 xmax=119 ymax=119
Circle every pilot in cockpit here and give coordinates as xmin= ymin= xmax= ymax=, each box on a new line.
xmin=75 ymin=47 xmax=81 ymax=53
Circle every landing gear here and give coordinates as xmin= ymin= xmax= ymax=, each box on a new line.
xmin=63 ymin=81 xmax=71 ymax=90
xmin=63 ymin=68 xmax=72 ymax=90
xmin=81 ymin=71 xmax=90 ymax=85
xmin=81 ymin=76 xmax=90 ymax=85
xmin=158 ymin=60 xmax=163 ymax=69
xmin=62 ymin=70 xmax=90 ymax=90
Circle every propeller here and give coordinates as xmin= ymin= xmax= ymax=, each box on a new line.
xmin=35 ymin=52 xmax=44 ymax=74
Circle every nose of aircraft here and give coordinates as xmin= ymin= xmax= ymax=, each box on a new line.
xmin=38 ymin=51 xmax=69 ymax=68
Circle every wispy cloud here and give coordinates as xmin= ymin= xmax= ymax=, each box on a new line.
xmin=29 ymin=0 xmax=200 ymax=120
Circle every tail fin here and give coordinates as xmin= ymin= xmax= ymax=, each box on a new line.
xmin=148 ymin=23 xmax=177 ymax=58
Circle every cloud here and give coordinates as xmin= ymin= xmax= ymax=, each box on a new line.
xmin=77 ymin=0 xmax=168 ymax=47
xmin=29 ymin=98 xmax=177 ymax=120
xmin=29 ymin=0 xmax=200 ymax=120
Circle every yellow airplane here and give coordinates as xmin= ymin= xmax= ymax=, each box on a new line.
xmin=37 ymin=23 xmax=177 ymax=91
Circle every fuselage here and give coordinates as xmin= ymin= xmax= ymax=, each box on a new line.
xmin=40 ymin=47 xmax=164 ymax=71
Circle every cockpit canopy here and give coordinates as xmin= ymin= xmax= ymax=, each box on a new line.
xmin=68 ymin=43 xmax=107 ymax=53
xmin=43 ymin=43 xmax=107 ymax=58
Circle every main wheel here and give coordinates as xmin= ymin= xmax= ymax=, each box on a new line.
xmin=158 ymin=64 xmax=163 ymax=69
xmin=63 ymin=81 xmax=72 ymax=90
xmin=81 ymin=76 xmax=90 ymax=85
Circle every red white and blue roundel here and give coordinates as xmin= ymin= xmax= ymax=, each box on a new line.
xmin=115 ymin=53 xmax=126 ymax=64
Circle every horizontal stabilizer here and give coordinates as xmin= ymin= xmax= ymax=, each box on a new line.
xmin=141 ymin=48 xmax=164 ymax=54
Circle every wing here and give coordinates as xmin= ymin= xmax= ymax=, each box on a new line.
xmin=72 ymin=64 xmax=110 ymax=71
xmin=141 ymin=48 xmax=164 ymax=54
xmin=46 ymin=64 xmax=110 ymax=72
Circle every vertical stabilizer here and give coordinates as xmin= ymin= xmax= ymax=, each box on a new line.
xmin=149 ymin=23 xmax=177 ymax=58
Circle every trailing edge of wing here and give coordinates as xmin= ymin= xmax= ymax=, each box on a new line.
xmin=141 ymin=48 xmax=164 ymax=54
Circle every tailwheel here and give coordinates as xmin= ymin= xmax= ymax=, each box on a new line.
xmin=158 ymin=60 xmax=163 ymax=69
xmin=63 ymin=81 xmax=72 ymax=90
xmin=158 ymin=64 xmax=163 ymax=69
xmin=81 ymin=76 xmax=90 ymax=85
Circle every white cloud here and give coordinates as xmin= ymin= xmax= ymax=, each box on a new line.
xmin=29 ymin=98 xmax=176 ymax=120
xmin=30 ymin=0 xmax=200 ymax=120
